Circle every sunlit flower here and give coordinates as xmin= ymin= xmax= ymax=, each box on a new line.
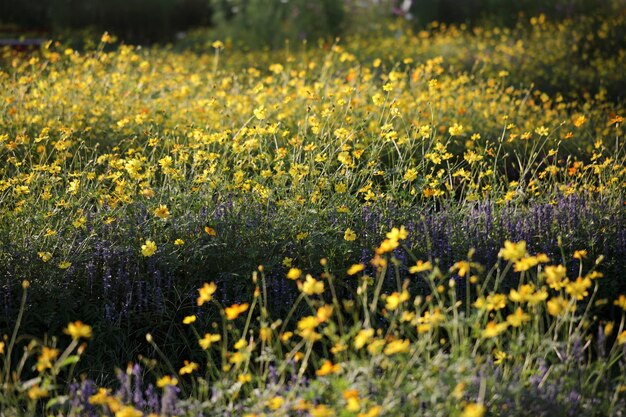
xmin=199 ymin=333 xmax=221 ymax=349
xmin=461 ymin=403 xmax=485 ymax=417
xmin=156 ymin=375 xmax=178 ymax=388
xmin=344 ymin=228 xmax=357 ymax=241
xmin=154 ymin=204 xmax=170 ymax=219
xmin=197 ymin=282 xmax=217 ymax=306
xmin=64 ymin=321 xmax=92 ymax=340
xmin=179 ymin=360 xmax=198 ymax=375
xmin=141 ymin=239 xmax=157 ymax=257
xmin=316 ymin=360 xmax=341 ymax=376
xmin=286 ymin=268 xmax=302 ymax=280
xmin=225 ymin=303 xmax=249 ymax=320
xmin=347 ymin=263 xmax=366 ymax=275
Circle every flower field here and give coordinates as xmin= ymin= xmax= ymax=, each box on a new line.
xmin=1 ymin=11 xmax=626 ymax=417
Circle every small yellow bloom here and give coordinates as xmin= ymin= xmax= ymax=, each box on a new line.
xmin=36 ymin=346 xmax=59 ymax=372
xmin=197 ymin=282 xmax=217 ymax=306
xmin=287 ymin=268 xmax=302 ymax=280
xmin=409 ymin=260 xmax=432 ymax=273
xmin=461 ymin=403 xmax=485 ymax=417
xmin=358 ymin=405 xmax=381 ymax=417
xmin=316 ymin=360 xmax=341 ymax=376
xmin=565 ymin=277 xmax=592 ymax=300
xmin=27 ymin=385 xmax=49 ymax=400
xmin=154 ymin=204 xmax=170 ymax=219
xmin=310 ymin=404 xmax=335 ymax=417
xmin=385 ymin=290 xmax=409 ymax=310
xmin=506 ymin=308 xmax=531 ymax=327
xmin=544 ymin=265 xmax=568 ymax=290
xmin=88 ymin=388 xmax=111 ymax=405
xmin=141 ymin=239 xmax=157 ymax=257
xmin=302 ymin=275 xmax=324 ymax=295
xmin=354 ymin=328 xmax=374 ymax=350
xmin=344 ymin=228 xmax=357 ymax=241
xmin=498 ymin=240 xmax=527 ymax=262
xmin=266 ymin=396 xmax=284 ymax=410
xmin=547 ymin=296 xmax=570 ymax=317
xmin=347 ymin=263 xmax=366 ymax=275
xmin=179 ymin=360 xmax=198 ymax=375
xmin=174 ymin=238 xmax=184 ymax=246
xmin=617 ymin=330 xmax=626 ymax=345
xmin=384 ymin=339 xmax=410 ymax=355
xmin=573 ymin=249 xmax=588 ymax=260
xmin=115 ymin=405 xmax=143 ymax=417
xmin=199 ymin=333 xmax=221 ymax=349
xmin=182 ymin=315 xmax=196 ymax=324
xmin=58 ymin=261 xmax=72 ymax=269
xmin=225 ymin=303 xmax=249 ymax=320
xmin=156 ymin=375 xmax=178 ymax=388
xmin=614 ymin=295 xmax=626 ymax=311
xmin=481 ymin=321 xmax=508 ymax=338
xmin=64 ymin=321 xmax=92 ymax=340
xmin=204 ymin=226 xmax=217 ymax=236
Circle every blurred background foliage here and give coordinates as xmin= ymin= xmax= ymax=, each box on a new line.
xmin=0 ymin=0 xmax=624 ymax=46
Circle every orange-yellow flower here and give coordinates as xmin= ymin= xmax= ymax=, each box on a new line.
xmin=225 ymin=303 xmax=249 ymax=320
xmin=197 ymin=282 xmax=217 ymax=306
xmin=64 ymin=321 xmax=92 ymax=340
xmin=316 ymin=360 xmax=341 ymax=376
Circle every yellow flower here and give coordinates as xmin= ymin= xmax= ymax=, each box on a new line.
xmin=614 ymin=295 xmax=626 ymax=311
xmin=156 ymin=375 xmax=178 ymax=388
xmin=544 ymin=265 xmax=568 ymax=290
xmin=36 ymin=346 xmax=59 ymax=372
xmin=498 ymin=240 xmax=527 ymax=262
xmin=27 ymin=385 xmax=49 ymax=400
xmin=302 ymin=275 xmax=324 ymax=295
xmin=253 ymin=106 xmax=267 ymax=121
xmin=354 ymin=328 xmax=374 ymax=350
xmin=266 ymin=396 xmax=284 ymax=410
xmin=565 ymin=277 xmax=592 ymax=300
xmin=225 ymin=303 xmax=249 ymax=320
xmin=573 ymin=249 xmax=588 ymax=260
xmin=204 ymin=226 xmax=217 ymax=236
xmin=197 ymin=282 xmax=217 ymax=306
xmin=182 ymin=315 xmax=196 ymax=324
xmin=238 ymin=373 xmax=252 ymax=383
xmin=316 ymin=360 xmax=341 ymax=376
xmin=174 ymin=238 xmax=184 ymax=246
xmin=154 ymin=204 xmax=170 ymax=219
xmin=310 ymin=404 xmax=335 ymax=417
xmin=64 ymin=321 xmax=92 ymax=340
xmin=286 ymin=268 xmax=302 ymax=280
xmin=461 ymin=403 xmax=485 ymax=417
xmin=38 ymin=251 xmax=52 ymax=262
xmin=115 ymin=405 xmax=143 ymax=417
xmin=89 ymin=388 xmax=111 ymax=405
xmin=58 ymin=261 xmax=72 ymax=269
xmin=347 ymin=263 xmax=366 ymax=275
xmin=481 ymin=321 xmax=508 ymax=338
xmin=449 ymin=123 xmax=464 ymax=136
xmin=409 ymin=260 xmax=432 ymax=273
xmin=617 ymin=330 xmax=626 ymax=345
xmin=211 ymin=40 xmax=224 ymax=49
xmin=141 ymin=239 xmax=157 ymax=257
xmin=506 ymin=308 xmax=531 ymax=327
xmin=316 ymin=305 xmax=333 ymax=322
xmin=344 ymin=228 xmax=357 ymax=241
xmin=383 ymin=339 xmax=410 ymax=355
xmin=547 ymin=296 xmax=570 ymax=317
xmin=493 ymin=350 xmax=507 ymax=364
xmin=386 ymin=226 xmax=408 ymax=241
xmin=385 ymin=290 xmax=409 ymax=310
xmin=358 ymin=406 xmax=381 ymax=417
xmin=179 ymin=360 xmax=198 ymax=375
xmin=343 ymin=389 xmax=361 ymax=412
xmin=199 ymin=333 xmax=221 ymax=349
